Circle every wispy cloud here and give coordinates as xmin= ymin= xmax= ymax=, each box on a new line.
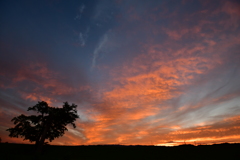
xmin=74 ymin=4 xmax=85 ymax=20
xmin=79 ymin=27 xmax=89 ymax=46
xmin=91 ymin=32 xmax=109 ymax=69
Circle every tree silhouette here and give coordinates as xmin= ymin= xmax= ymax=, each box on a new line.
xmin=6 ymin=101 xmax=79 ymax=152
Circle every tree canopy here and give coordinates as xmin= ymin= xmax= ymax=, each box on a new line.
xmin=6 ymin=101 xmax=79 ymax=151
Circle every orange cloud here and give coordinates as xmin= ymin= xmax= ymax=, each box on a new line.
xmin=73 ymin=49 xmax=221 ymax=145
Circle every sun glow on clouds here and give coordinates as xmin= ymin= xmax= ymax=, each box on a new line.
xmin=0 ymin=0 xmax=240 ymax=145
xmin=70 ymin=0 xmax=240 ymax=145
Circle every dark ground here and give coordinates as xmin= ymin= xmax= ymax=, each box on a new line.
xmin=0 ymin=143 xmax=239 ymax=160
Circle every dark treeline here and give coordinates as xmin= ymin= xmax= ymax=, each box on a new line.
xmin=1 ymin=143 xmax=239 ymax=160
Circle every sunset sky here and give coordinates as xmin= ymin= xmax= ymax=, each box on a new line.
xmin=0 ymin=0 xmax=240 ymax=146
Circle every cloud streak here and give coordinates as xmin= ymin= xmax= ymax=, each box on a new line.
xmin=91 ymin=32 xmax=109 ymax=69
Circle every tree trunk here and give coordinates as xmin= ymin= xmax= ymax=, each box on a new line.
xmin=35 ymin=116 xmax=53 ymax=153
xmin=35 ymin=132 xmax=41 ymax=147
xmin=35 ymin=113 xmax=45 ymax=150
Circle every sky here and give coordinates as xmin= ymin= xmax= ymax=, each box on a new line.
xmin=0 ymin=0 xmax=240 ymax=146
